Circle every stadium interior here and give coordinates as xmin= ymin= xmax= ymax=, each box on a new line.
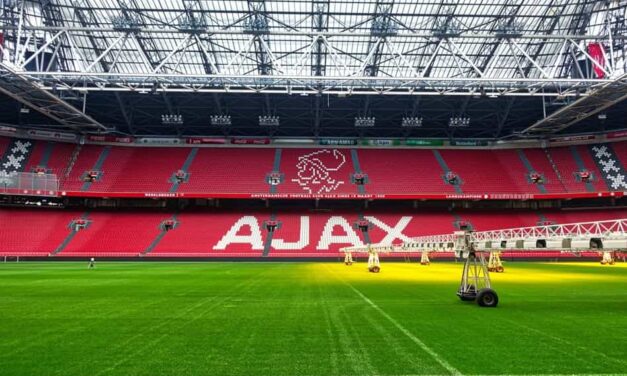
xmin=0 ymin=1 xmax=626 ymax=375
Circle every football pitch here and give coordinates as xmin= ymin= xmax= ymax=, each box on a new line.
xmin=0 ymin=261 xmax=625 ymax=376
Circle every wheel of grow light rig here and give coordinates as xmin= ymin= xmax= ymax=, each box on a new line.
xmin=368 ymin=266 xmax=380 ymax=273
xmin=476 ymin=288 xmax=499 ymax=307
xmin=496 ymin=266 xmax=505 ymax=273
xmin=345 ymin=261 xmax=353 ymax=266
xmin=458 ymin=285 xmax=477 ymax=301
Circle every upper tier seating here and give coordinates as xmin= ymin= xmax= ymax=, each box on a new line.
xmin=179 ymin=148 xmax=275 ymax=194
xmin=87 ymin=147 xmax=189 ymax=193
xmin=518 ymin=149 xmax=567 ymax=193
xmin=276 ymin=148 xmax=359 ymax=195
xmin=22 ymin=141 xmax=76 ymax=178
xmin=0 ymin=137 xmax=625 ymax=196
xmin=437 ymin=149 xmax=522 ymax=194
xmin=355 ymin=149 xmax=456 ymax=195
xmin=0 ymin=208 xmax=624 ymax=257
xmin=546 ymin=146 xmax=609 ymax=192
xmin=62 ymin=145 xmax=105 ymax=191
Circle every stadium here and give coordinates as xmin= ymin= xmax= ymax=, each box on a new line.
xmin=0 ymin=0 xmax=626 ymax=375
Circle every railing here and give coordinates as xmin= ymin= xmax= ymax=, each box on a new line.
xmin=341 ymin=218 xmax=627 ymax=253
xmin=0 ymin=172 xmax=59 ymax=197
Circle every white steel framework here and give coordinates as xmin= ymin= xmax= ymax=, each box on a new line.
xmin=341 ymin=218 xmax=627 ymax=255
xmin=1 ymin=1 xmax=627 ymax=97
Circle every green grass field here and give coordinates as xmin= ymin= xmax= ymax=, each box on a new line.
xmin=0 ymin=261 xmax=625 ymax=376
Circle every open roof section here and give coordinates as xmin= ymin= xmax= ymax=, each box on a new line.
xmin=0 ymin=0 xmax=626 ymax=137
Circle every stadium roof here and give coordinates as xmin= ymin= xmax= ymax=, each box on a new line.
xmin=0 ymin=0 xmax=626 ymax=138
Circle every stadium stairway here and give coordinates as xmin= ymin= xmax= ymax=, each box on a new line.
xmin=516 ymin=149 xmax=547 ymax=193
xmin=81 ymin=146 xmax=111 ymax=191
xmin=438 ymin=149 xmax=520 ymax=194
xmin=51 ymin=212 xmax=90 ymax=256
xmin=358 ymin=212 xmax=372 ymax=245
xmin=520 ymin=148 xmax=567 ymax=193
xmin=262 ymin=213 xmax=278 ymax=257
xmin=170 ymin=148 xmax=198 ymax=193
xmin=142 ymin=214 xmax=179 ymax=256
xmin=351 ymin=149 xmax=367 ymax=195
xmin=269 ymin=149 xmax=282 ymax=194
xmin=432 ymin=150 xmax=463 ymax=194
xmin=547 ymin=146 xmax=597 ymax=192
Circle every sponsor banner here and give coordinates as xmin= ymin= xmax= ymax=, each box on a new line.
xmin=231 ymin=138 xmax=271 ymax=145
xmin=58 ymin=191 xmax=624 ymax=200
xmin=185 ymin=137 xmax=227 ymax=145
xmin=137 ymin=137 xmax=182 ymax=145
xmin=405 ymin=139 xmax=445 ymax=146
xmin=273 ymin=138 xmax=316 ymax=144
xmin=361 ymin=139 xmax=399 ymax=146
xmin=319 ymin=139 xmax=357 ymax=146
xmin=26 ymin=129 xmax=77 ymax=141
xmin=450 ymin=140 xmax=489 ymax=147
xmin=87 ymin=135 xmax=134 ymax=144
xmin=607 ymin=130 xmax=627 ymax=140
xmin=549 ymin=134 xmax=595 ymax=144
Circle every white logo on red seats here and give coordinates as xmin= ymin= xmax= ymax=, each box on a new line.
xmin=214 ymin=216 xmax=264 ymax=250
xmin=591 ymin=145 xmax=627 ymax=190
xmin=291 ymin=149 xmax=346 ymax=194
xmin=364 ymin=216 xmax=413 ymax=243
xmin=213 ymin=215 xmax=413 ymax=251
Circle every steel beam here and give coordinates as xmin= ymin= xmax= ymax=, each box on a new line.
xmin=523 ymin=73 xmax=627 ymax=134
xmin=0 ymin=62 xmax=107 ymax=131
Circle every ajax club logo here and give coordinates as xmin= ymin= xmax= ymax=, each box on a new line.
xmin=292 ymin=149 xmax=346 ymax=194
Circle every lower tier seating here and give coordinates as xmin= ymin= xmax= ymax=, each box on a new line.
xmin=0 ymin=208 xmax=624 ymax=257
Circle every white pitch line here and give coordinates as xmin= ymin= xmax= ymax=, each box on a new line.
xmin=343 ymin=281 xmax=462 ymax=376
